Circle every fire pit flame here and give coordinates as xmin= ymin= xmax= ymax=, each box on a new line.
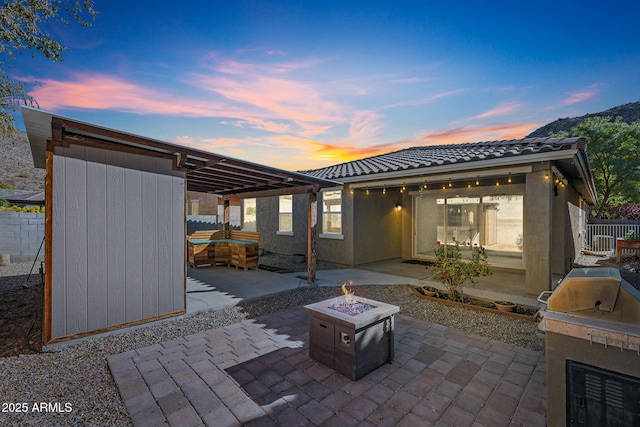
xmin=329 ymin=282 xmax=376 ymax=316
xmin=341 ymin=282 xmax=356 ymax=304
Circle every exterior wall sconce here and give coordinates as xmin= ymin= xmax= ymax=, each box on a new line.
xmin=395 ymin=203 xmax=402 ymax=211
xmin=476 ymin=176 xmax=480 ymax=186
xmin=382 ymin=186 xmax=386 ymax=195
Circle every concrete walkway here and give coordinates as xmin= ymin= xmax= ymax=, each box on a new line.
xmin=186 ymin=261 xmax=541 ymax=315
xmin=108 ymin=306 xmax=546 ymax=426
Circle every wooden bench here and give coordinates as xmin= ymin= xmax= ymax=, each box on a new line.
xmin=187 ymin=230 xmax=261 ymax=269
xmin=616 ymin=238 xmax=640 ymax=262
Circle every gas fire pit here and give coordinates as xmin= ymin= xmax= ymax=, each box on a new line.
xmin=304 ymin=286 xmax=399 ymax=380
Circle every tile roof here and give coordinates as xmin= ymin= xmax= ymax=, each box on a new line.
xmin=302 ymin=137 xmax=588 ymax=180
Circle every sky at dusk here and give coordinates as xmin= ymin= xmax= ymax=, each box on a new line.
xmin=12 ymin=0 xmax=640 ymax=171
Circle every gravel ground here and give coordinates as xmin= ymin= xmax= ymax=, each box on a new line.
xmin=0 ymin=256 xmax=547 ymax=426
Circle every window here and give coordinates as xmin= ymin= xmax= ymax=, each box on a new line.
xmin=278 ymin=195 xmax=293 ymax=233
xmin=322 ymin=190 xmax=342 ymax=235
xmin=242 ymin=198 xmax=256 ymax=230
xmin=188 ymin=200 xmax=199 ymax=215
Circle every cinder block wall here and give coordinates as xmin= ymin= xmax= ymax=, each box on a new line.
xmin=0 ymin=211 xmax=45 ymax=262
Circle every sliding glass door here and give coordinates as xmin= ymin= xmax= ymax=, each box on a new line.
xmin=415 ymin=192 xmax=523 ymax=267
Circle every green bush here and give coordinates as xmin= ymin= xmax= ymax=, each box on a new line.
xmin=429 ymin=238 xmax=492 ymax=302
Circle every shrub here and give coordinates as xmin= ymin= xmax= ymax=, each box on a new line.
xmin=0 ymin=205 xmax=45 ymax=213
xmin=429 ymin=238 xmax=492 ymax=302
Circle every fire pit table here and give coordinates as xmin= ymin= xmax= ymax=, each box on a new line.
xmin=304 ymin=293 xmax=399 ymax=380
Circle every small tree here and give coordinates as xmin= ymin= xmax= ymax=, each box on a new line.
xmin=0 ymin=0 xmax=97 ymax=131
xmin=430 ymin=238 xmax=491 ymax=302
xmin=553 ymin=116 xmax=640 ymax=217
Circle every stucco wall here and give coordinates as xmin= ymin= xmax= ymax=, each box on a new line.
xmin=256 ymin=194 xmax=309 ymax=256
xmin=551 ymin=180 xmax=568 ymax=275
xmin=565 ymin=184 xmax=588 ymax=269
xmin=524 ymin=165 xmax=552 ymax=297
xmin=352 ymin=188 xmax=403 ymax=265
xmin=317 ymin=188 xmax=354 ymax=266
xmin=256 ymin=187 xmax=403 ymax=266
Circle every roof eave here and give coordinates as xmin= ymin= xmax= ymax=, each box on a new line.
xmin=332 ymin=150 xmax=582 ymax=184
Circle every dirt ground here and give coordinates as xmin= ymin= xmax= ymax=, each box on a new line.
xmin=1 ymin=255 xmax=639 ymax=359
xmin=0 ymin=274 xmax=43 ymax=358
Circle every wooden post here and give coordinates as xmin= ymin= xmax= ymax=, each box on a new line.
xmin=307 ymin=191 xmax=318 ymax=284
xmin=223 ymin=198 xmax=230 ymax=231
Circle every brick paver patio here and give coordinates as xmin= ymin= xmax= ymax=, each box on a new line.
xmin=108 ymin=307 xmax=546 ymax=426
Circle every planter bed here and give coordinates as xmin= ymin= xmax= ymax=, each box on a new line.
xmin=410 ymin=285 xmax=538 ymax=322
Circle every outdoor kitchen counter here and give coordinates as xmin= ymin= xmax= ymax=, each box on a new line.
xmin=541 ymin=311 xmax=640 ymax=352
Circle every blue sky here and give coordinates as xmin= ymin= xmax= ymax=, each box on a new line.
xmin=13 ymin=0 xmax=640 ymax=170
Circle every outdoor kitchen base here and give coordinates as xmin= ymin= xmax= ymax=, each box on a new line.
xmin=304 ymin=296 xmax=399 ymax=380
xmin=539 ymin=268 xmax=640 ymax=426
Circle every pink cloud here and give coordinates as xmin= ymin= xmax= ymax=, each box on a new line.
xmin=28 ymin=73 xmax=244 ymax=117
xmin=417 ymin=122 xmax=542 ymax=146
xmin=28 ymin=67 xmax=347 ymax=138
xmin=380 ymin=89 xmax=467 ymax=110
xmin=558 ymin=83 xmax=603 ymax=107
xmin=470 ymin=101 xmax=525 ymax=120
xmin=561 ymin=91 xmax=595 ymax=106
xmin=192 ymin=73 xmax=345 ymax=123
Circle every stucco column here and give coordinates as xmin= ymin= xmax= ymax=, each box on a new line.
xmin=524 ymin=167 xmax=553 ymax=297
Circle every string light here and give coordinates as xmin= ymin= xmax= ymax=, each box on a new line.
xmin=448 ymin=178 xmax=452 ymax=187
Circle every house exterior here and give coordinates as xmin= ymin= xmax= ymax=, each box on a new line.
xmin=248 ymin=137 xmax=597 ymax=297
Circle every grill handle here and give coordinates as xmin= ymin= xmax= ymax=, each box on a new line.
xmin=537 ymin=290 xmax=553 ymax=305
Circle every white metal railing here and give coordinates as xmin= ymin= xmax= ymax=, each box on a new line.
xmin=585 ymin=223 xmax=640 ymax=254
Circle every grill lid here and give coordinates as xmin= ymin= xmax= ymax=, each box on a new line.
xmin=548 ymin=268 xmax=621 ymax=313
xmin=542 ymin=267 xmax=640 ymax=326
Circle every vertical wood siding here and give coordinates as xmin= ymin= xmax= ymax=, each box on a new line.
xmin=50 ymin=148 xmax=185 ymax=340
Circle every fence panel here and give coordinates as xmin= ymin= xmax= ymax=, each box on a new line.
xmin=585 ymin=221 xmax=640 ymax=258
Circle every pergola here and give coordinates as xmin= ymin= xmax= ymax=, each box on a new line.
xmin=23 ymin=107 xmax=342 ymax=284
xmin=24 ymin=107 xmax=344 ymax=344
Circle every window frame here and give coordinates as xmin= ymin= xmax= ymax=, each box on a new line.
xmin=242 ymin=198 xmax=257 ymax=231
xmin=320 ymin=189 xmax=343 ymax=239
xmin=277 ymin=194 xmax=293 ymax=235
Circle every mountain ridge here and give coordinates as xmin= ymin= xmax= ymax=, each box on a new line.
xmin=528 ymin=101 xmax=640 ymax=137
